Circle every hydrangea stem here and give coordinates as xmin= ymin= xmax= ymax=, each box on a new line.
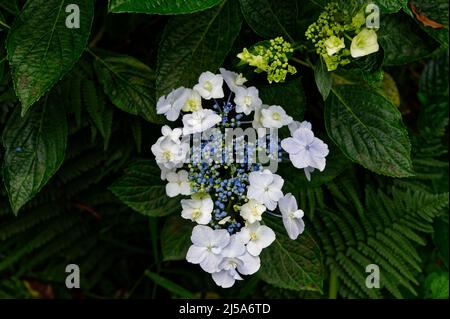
xmin=265 ymin=211 xmax=283 ymax=218
xmin=0 ymin=20 xmax=10 ymax=29
xmin=291 ymin=57 xmax=313 ymax=69
xmin=343 ymin=33 xmax=353 ymax=41
xmin=328 ymin=269 xmax=339 ymax=299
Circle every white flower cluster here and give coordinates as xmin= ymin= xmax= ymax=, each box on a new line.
xmin=151 ymin=69 xmax=329 ymax=288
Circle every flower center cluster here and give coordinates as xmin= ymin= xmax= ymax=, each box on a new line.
xmin=187 ymin=96 xmax=263 ymax=234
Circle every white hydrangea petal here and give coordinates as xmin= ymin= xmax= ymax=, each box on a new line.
xmin=267 ymin=187 xmax=283 ymax=202
xmin=304 ymin=166 xmax=315 ymax=181
xmin=271 ymin=174 xmax=284 ymax=189
xmin=194 ymin=72 xmax=224 ymax=99
xmin=196 ymin=211 xmax=212 ymax=225
xmin=211 ymin=87 xmax=225 ymax=99
xmin=287 ymin=194 xmax=298 ymax=212
xmin=219 ymin=68 xmax=239 ymax=92
xmin=210 ymin=229 xmax=231 ymax=248
xmin=166 ymin=172 xmax=178 ymax=183
xmin=236 ymin=227 xmax=251 ymax=244
xmin=165 ymin=108 xmax=180 ymax=121
xmin=289 ymin=151 xmax=309 ymax=169
xmin=161 ymin=125 xmax=171 ymax=136
xmin=281 ymin=137 xmax=301 ymax=155
xmin=299 ymin=121 xmax=312 ymax=130
xmin=265 ymin=199 xmax=277 ymax=211
xmin=294 ymin=209 xmax=305 ymax=219
xmin=307 ymin=152 xmax=326 ymax=171
xmin=246 ymin=187 xmax=259 ymax=201
xmin=256 ymin=225 xmax=276 ymax=248
xmin=190 ymin=225 xmax=213 ymax=246
xmin=310 ymin=137 xmax=329 ymax=157
xmin=277 ymin=195 xmax=290 ymax=214
xmin=201 ymin=197 xmax=214 ymax=214
xmin=246 ymin=241 xmax=263 ymax=256
xmin=200 ymin=253 xmax=223 ymax=273
xmin=288 ymin=121 xmax=301 ymax=135
xmin=350 ymin=28 xmax=379 ymax=58
xmin=293 ymin=128 xmax=315 ymax=146
xmin=156 ymin=100 xmax=170 ymax=115
xmin=202 ymin=113 xmax=222 ymax=131
xmin=249 ymin=171 xmax=267 ymax=186
xmin=212 ymin=270 xmax=237 ymax=288
xmin=282 ymin=216 xmax=302 ymax=240
xmin=177 ymin=170 xmax=189 ymax=179
xmin=180 ymin=182 xmax=192 ymax=195
xmin=222 ymin=236 xmax=246 ymax=258
xmin=165 ymin=182 xmax=180 ymax=197
xmin=186 ymin=245 xmax=207 ymax=264
xmin=295 ymin=218 xmax=305 ymax=235
xmin=237 ymin=253 xmax=260 ymax=275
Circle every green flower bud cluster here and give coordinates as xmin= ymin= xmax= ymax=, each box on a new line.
xmin=237 ymin=37 xmax=297 ymax=84
xmin=305 ymin=2 xmax=366 ymax=71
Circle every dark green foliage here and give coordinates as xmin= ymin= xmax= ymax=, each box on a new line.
xmin=259 ymin=219 xmax=323 ymax=293
xmin=108 ymin=0 xmax=225 ymax=15
xmin=2 ymin=92 xmax=68 ymax=214
xmin=325 ymin=85 xmax=414 ymax=177
xmin=6 ymin=0 xmax=94 ymax=113
xmin=109 ymin=159 xmax=180 ymax=217
xmin=156 ymin=0 xmax=242 ymax=97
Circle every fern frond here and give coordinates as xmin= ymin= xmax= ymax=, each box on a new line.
xmin=309 ymin=173 xmax=448 ymax=298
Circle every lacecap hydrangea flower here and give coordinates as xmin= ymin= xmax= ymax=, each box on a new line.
xmin=237 ymin=37 xmax=297 ymax=84
xmin=305 ymin=1 xmax=380 ymax=71
xmin=151 ymin=69 xmax=329 ymax=288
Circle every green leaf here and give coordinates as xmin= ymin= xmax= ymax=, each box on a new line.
xmin=376 ymin=0 xmax=408 ymax=13
xmin=93 ymin=53 xmax=162 ymax=123
xmin=325 ymin=85 xmax=414 ymax=177
xmin=2 ymin=94 xmax=68 ymax=214
xmin=145 ymin=270 xmax=195 ymax=298
xmin=433 ymin=218 xmax=449 ymax=269
xmin=259 ymin=217 xmax=323 ymax=292
xmin=0 ymin=0 xmax=20 ymax=15
xmin=156 ymin=0 xmax=242 ymax=97
xmin=351 ymin=47 xmax=384 ymax=76
xmin=374 ymin=72 xmax=400 ymax=107
xmin=109 ymin=159 xmax=180 ymax=217
xmin=314 ymin=57 xmax=332 ymax=101
xmin=108 ymin=0 xmax=224 ymax=15
xmin=410 ymin=0 xmax=449 ymax=47
xmin=419 ymin=53 xmax=449 ymax=103
xmin=6 ymin=0 xmax=94 ymax=114
xmin=418 ymin=54 xmax=449 ymax=130
xmin=239 ymin=0 xmax=298 ymax=41
xmin=378 ymin=13 xmax=439 ymax=65
xmin=424 ymin=272 xmax=449 ymax=298
xmin=82 ymin=79 xmax=113 ymax=149
xmin=259 ymin=78 xmax=306 ymax=121
xmin=161 ymin=216 xmax=192 ymax=262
